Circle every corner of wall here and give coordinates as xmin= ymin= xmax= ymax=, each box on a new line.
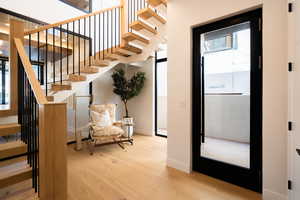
xmin=263 ymin=189 xmax=288 ymax=200
xmin=167 ymin=157 xmax=191 ymax=173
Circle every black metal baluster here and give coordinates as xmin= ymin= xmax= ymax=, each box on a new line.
xmin=53 ymin=28 xmax=55 ymax=83
xmin=110 ymin=10 xmax=112 ymax=54
xmin=84 ymin=18 xmax=86 ymax=68
xmin=133 ymin=0 xmax=136 ymax=22
xmin=60 ymin=25 xmax=62 ymax=84
xmin=78 ymin=20 xmax=81 ymax=74
xmin=119 ymin=8 xmax=121 ymax=47
xmin=107 ymin=11 xmax=109 ymax=55
xmin=37 ymin=32 xmax=40 ymax=82
xmin=89 ymin=16 xmax=91 ymax=65
xmin=128 ymin=0 xmax=130 ymax=32
xmin=67 ymin=23 xmax=69 ymax=75
xmin=45 ymin=30 xmax=48 ymax=95
xmin=103 ymin=12 xmax=105 ymax=59
xmin=94 ymin=15 xmax=96 ymax=59
xmin=115 ymin=8 xmax=116 ymax=51
xmin=73 ymin=21 xmax=75 ymax=74
xmin=130 ymin=0 xmax=132 ymax=32
xmin=99 ymin=14 xmax=101 ymax=59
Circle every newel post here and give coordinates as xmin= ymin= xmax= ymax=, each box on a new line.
xmin=7 ymin=19 xmax=24 ymax=116
xmin=39 ymin=103 xmax=68 ymax=200
xmin=120 ymin=0 xmax=127 ymax=42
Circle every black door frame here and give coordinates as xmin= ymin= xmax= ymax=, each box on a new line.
xmin=155 ymin=52 xmax=168 ymax=138
xmin=192 ymin=9 xmax=262 ymax=192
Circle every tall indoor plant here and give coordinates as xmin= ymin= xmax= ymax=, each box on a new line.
xmin=112 ymin=68 xmax=146 ymax=125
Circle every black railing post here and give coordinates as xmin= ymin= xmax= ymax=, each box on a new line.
xmin=78 ymin=20 xmax=81 ymax=74
xmin=89 ymin=16 xmax=91 ymax=65
xmin=67 ymin=23 xmax=69 ymax=75
xmin=53 ymin=28 xmax=56 ymax=83
xmin=45 ymin=30 xmax=48 ymax=95
xmin=84 ymin=18 xmax=86 ymax=68
xmin=60 ymin=25 xmax=63 ymax=84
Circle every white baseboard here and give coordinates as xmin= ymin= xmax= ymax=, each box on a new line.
xmin=167 ymin=158 xmax=191 ymax=173
xmin=263 ymin=189 xmax=288 ymax=200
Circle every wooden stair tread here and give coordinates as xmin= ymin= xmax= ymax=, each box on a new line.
xmin=104 ymin=54 xmax=118 ymax=61
xmin=51 ymin=84 xmax=72 ymax=92
xmin=130 ymin=20 xmax=157 ymax=35
xmin=147 ymin=0 xmax=167 ymax=7
xmin=113 ymin=50 xmax=131 ymax=57
xmin=91 ymin=59 xmax=110 ymax=67
xmin=120 ymin=43 xmax=142 ymax=54
xmin=0 ymin=123 xmax=21 ymax=137
xmin=0 ymin=167 xmax=32 ymax=189
xmin=0 ymin=141 xmax=27 ymax=160
xmin=68 ymin=74 xmax=87 ymax=82
xmin=81 ymin=67 xmax=99 ymax=74
xmin=122 ymin=32 xmax=150 ymax=45
xmin=137 ymin=8 xmax=166 ymax=24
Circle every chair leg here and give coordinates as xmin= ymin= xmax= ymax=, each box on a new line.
xmin=114 ymin=138 xmax=125 ymax=149
xmin=117 ymin=142 xmax=125 ymax=149
xmin=88 ymin=139 xmax=96 ymax=155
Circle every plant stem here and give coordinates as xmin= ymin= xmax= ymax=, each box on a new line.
xmin=124 ymin=100 xmax=129 ymax=117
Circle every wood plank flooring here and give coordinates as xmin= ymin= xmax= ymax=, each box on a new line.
xmin=67 ymin=135 xmax=262 ymax=200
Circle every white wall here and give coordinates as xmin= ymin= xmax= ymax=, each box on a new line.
xmin=92 ymin=64 xmax=125 ymax=121
xmin=127 ymin=58 xmax=154 ymax=136
xmin=167 ymin=1 xmax=287 ymax=200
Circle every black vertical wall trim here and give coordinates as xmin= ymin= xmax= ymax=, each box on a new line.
xmin=154 ymin=52 xmax=168 ymax=138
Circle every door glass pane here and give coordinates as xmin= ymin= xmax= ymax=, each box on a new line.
xmin=157 ymin=61 xmax=167 ymax=136
xmin=200 ymin=22 xmax=251 ymax=168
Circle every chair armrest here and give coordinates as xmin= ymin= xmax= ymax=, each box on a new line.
xmin=113 ymin=121 xmax=123 ymax=127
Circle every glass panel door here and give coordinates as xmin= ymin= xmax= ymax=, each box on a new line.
xmin=192 ymin=9 xmax=262 ymax=192
xmin=201 ymin=22 xmax=251 ymax=168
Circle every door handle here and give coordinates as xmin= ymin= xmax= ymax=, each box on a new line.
xmin=297 ymin=149 xmax=300 ymax=156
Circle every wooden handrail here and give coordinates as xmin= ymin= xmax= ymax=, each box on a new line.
xmin=14 ymin=38 xmax=48 ymax=105
xmin=24 ymin=5 xmax=122 ymax=35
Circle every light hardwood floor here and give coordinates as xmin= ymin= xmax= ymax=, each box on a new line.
xmin=67 ymin=135 xmax=262 ymax=200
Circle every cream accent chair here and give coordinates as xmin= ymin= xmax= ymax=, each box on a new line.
xmin=88 ymin=104 xmax=124 ymax=154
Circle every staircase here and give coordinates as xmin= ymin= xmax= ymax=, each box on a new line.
xmin=0 ymin=0 xmax=167 ymax=199
xmin=0 ymin=123 xmax=36 ymax=199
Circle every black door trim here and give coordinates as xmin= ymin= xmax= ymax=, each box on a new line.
xmin=155 ymin=52 xmax=168 ymax=138
xmin=192 ymin=9 xmax=262 ymax=193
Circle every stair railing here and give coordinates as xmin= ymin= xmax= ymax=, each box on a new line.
xmin=126 ymin=0 xmax=148 ymax=32
xmin=15 ymin=36 xmax=68 ymax=200
xmin=23 ymin=5 xmax=124 ymax=96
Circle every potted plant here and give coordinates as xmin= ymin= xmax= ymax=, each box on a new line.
xmin=111 ymin=68 xmax=146 ymax=136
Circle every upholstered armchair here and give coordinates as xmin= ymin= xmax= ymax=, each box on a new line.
xmin=88 ymin=104 xmax=125 ymax=154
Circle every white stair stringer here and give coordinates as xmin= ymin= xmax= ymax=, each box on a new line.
xmin=119 ymin=20 xmax=167 ymax=64
xmin=52 ymin=61 xmax=119 ymax=103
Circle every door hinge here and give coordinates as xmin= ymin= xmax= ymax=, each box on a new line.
xmin=288 ymin=62 xmax=293 ymax=72
xmin=259 ymin=56 xmax=262 ymax=69
xmin=259 ymin=18 xmax=262 ymax=31
xmin=289 ymin=3 xmax=293 ymax=12
xmin=288 ymin=180 xmax=292 ymax=190
xmin=288 ymin=121 xmax=293 ymax=131
xmin=296 ymin=149 xmax=300 ymax=156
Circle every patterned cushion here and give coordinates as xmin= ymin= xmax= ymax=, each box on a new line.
xmin=90 ymin=110 xmax=112 ymax=127
xmin=90 ymin=104 xmax=116 ymax=123
xmin=93 ymin=125 xmax=124 ymax=137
